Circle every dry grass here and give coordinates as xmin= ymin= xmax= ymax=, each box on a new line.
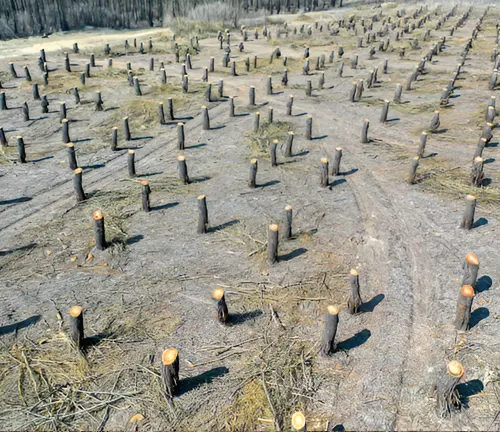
xmin=245 ymin=121 xmax=293 ymax=158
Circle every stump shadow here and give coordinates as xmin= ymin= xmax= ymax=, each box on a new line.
xmin=294 ymin=150 xmax=309 ymax=157
xmin=259 ymin=179 xmax=280 ymax=188
xmin=210 ymin=125 xmax=226 ymax=131
xmin=329 ymin=178 xmax=346 ymax=188
xmin=137 ymin=171 xmax=162 ymax=177
xmin=360 ymin=294 xmax=384 ymax=313
xmin=191 ymin=176 xmax=211 ymax=184
xmin=312 ymin=135 xmax=328 ymax=140
xmin=484 ymin=158 xmax=495 ymax=164
xmin=230 ymin=309 xmax=263 ymax=325
xmin=0 ymin=242 xmax=36 ymax=257
xmin=186 ymin=143 xmax=207 ymax=149
xmin=0 ymin=196 xmax=32 ymax=205
xmin=82 ymin=163 xmax=105 ymax=170
xmin=73 ymin=138 xmax=92 ymax=143
xmin=126 ymin=234 xmax=144 ymax=245
xmin=0 ymin=315 xmax=41 ymax=336
xmin=151 ymin=202 xmax=179 ymax=211
xmin=234 ymin=113 xmax=250 ymax=117
xmin=457 ymin=379 xmax=484 ymax=408
xmin=337 ymin=329 xmax=371 ymax=351
xmin=330 ymin=425 xmax=345 ymax=432
xmin=294 ymin=112 xmax=308 ymax=117
xmin=423 ymin=152 xmax=438 ymax=159
xmin=472 ymin=217 xmax=488 ymax=229
xmin=209 ymin=219 xmax=240 ymax=233
xmin=279 ymin=247 xmax=307 ymax=262
xmin=179 ymin=366 xmax=229 ymax=395
xmin=131 ymin=136 xmax=153 ymax=141
xmin=470 ymin=307 xmax=489 ymax=328
xmin=31 ymin=155 xmax=53 ymax=163
xmin=475 ymin=275 xmax=492 ymax=293
xmin=342 ymin=168 xmax=358 ymax=176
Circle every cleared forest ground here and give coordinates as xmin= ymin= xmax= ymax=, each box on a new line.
xmin=0 ymin=2 xmax=499 ymax=431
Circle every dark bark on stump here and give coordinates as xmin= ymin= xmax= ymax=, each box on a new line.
xmin=62 ymin=119 xmax=70 ymax=143
xmin=93 ymin=210 xmax=106 ymax=250
xmin=197 ymin=195 xmax=209 ymax=234
xmin=177 ymin=123 xmax=185 ymax=150
xmin=124 ymin=117 xmax=131 ymax=141
xmin=249 ymin=159 xmax=258 ymax=187
xmin=320 ymin=306 xmax=339 ymax=355
xmin=460 ymin=195 xmax=476 ymax=230
xmin=128 ymin=150 xmax=136 ymax=177
xmin=267 ymin=224 xmax=279 ymax=265
xmin=462 ymin=253 xmax=480 ymax=289
xmin=141 ymin=181 xmax=151 ymax=212
xmin=67 ymin=143 xmax=78 ymax=170
xmin=74 ymin=168 xmax=86 ymax=202
xmin=320 ymin=158 xmax=329 ymax=187
xmin=408 ymin=156 xmax=420 ymax=184
xmin=270 ymin=140 xmax=278 ymax=166
xmin=331 ymin=147 xmax=342 ymax=176
xmin=69 ymin=306 xmax=84 ymax=350
xmin=348 ymin=270 xmax=362 ymax=314
xmin=178 ymin=156 xmax=191 ymax=185
xmin=361 ymin=119 xmax=370 ymax=143
xmin=17 ymin=136 xmax=26 ymax=163
xmin=306 ymin=115 xmax=313 ymax=140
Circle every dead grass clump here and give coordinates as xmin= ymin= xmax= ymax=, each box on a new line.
xmin=0 ymin=305 xmax=181 ymax=430
xmin=245 ymin=121 xmax=292 ymax=158
xmin=420 ymin=167 xmax=500 ymax=213
xmin=224 ymin=379 xmax=273 ymax=430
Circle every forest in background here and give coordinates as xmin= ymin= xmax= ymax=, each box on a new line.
xmin=0 ymin=0 xmax=345 ymax=39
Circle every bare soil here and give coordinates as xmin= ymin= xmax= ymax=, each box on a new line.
xmin=0 ymin=3 xmax=499 ymax=431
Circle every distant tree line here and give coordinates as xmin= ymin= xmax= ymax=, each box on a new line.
xmin=0 ymin=0 xmax=344 ymax=39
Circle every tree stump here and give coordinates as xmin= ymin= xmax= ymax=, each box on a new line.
xmin=111 ymin=127 xmax=118 ymax=151
xmin=249 ymin=86 xmax=256 ymax=105
xmin=248 ymin=158 xmax=258 ymax=188
xmin=93 ymin=210 xmax=106 ymax=250
xmin=22 ymin=102 xmax=29 ymax=121
xmin=62 ymin=119 xmax=70 ymax=143
xmin=320 ymin=305 xmax=339 ymax=355
xmin=418 ymin=132 xmax=427 ymax=158
xmin=291 ymin=411 xmax=307 ymax=431
xmin=123 ymin=117 xmax=131 ymax=141
xmin=270 ymin=140 xmax=278 ymax=166
xmin=266 ymin=76 xmax=273 ymax=95
xmin=361 ymin=119 xmax=370 ymax=143
xmin=41 ymin=95 xmax=49 ymax=113
xmin=73 ymin=88 xmax=80 ymax=105
xmin=32 ymin=83 xmax=41 ymax=101
xmin=177 ymin=123 xmax=185 ymax=150
xmin=306 ymin=79 xmax=312 ymax=96
xmin=394 ymin=83 xmax=403 ymax=103
xmin=0 ymin=127 xmax=8 ymax=147
xmin=167 ymin=98 xmax=174 ymax=121
xmin=320 ymin=158 xmax=329 ymax=187
xmin=486 ymin=106 xmax=496 ymax=123
xmin=17 ymin=136 xmax=26 ymax=163
xmin=73 ymin=168 xmax=86 ymax=202
xmin=95 ymin=91 xmax=103 ymax=111
xmin=158 ymin=102 xmax=165 ymax=125
xmin=349 ymin=82 xmax=357 ymax=102
xmin=197 ymin=195 xmax=209 ymax=234
xmin=284 ymin=131 xmax=294 ymax=157
xmin=287 ymin=95 xmax=294 ymax=116
xmin=24 ymin=66 xmax=31 ymax=82
xmin=285 ymin=205 xmax=293 ymax=239
xmin=182 ymin=75 xmax=189 ymax=93
xmin=348 ymin=269 xmax=362 ymax=314
xmin=351 ymin=55 xmax=358 ymax=69
xmin=338 ymin=62 xmax=344 ymax=78
xmin=267 ymin=106 xmax=273 ymax=124
xmin=459 ymin=195 xmax=476 ymax=230
xmin=0 ymin=91 xmax=7 ymax=110
xmin=305 ymin=115 xmax=313 ymax=140
xmin=9 ymin=62 xmax=17 ymax=78
xmin=429 ymin=110 xmax=441 ymax=132
xmin=282 ymin=69 xmax=288 ymax=86
xmin=213 ymin=288 xmax=229 ymax=324
xmin=210 ymin=57 xmax=215 ymax=72
xmin=161 ymin=348 xmax=180 ymax=399
xmin=455 ymin=285 xmax=474 ymax=331
xmin=60 ymin=102 xmax=67 ymax=122
xmin=253 ymin=112 xmax=260 ymax=132
xmin=140 ymin=180 xmax=151 ymax=212
xmin=331 ymin=147 xmax=342 ymax=176
xmin=229 ymin=96 xmax=235 ymax=117
xmin=462 ymin=253 xmax=479 ymax=289
xmin=408 ymin=156 xmax=420 ymax=184
xmin=471 ymin=156 xmax=484 ymax=187
xmin=67 ymin=143 xmax=78 ymax=170
xmin=218 ymin=79 xmax=224 ymax=98
xmin=435 ymin=361 xmax=464 ymax=417
xmin=178 ymin=156 xmax=191 ymax=185
xmin=267 ymin=224 xmax=279 ymax=265
xmin=69 ymin=306 xmax=84 ymax=350
xmin=128 ymin=150 xmax=136 ymax=177
xmin=380 ymin=100 xmax=390 ymax=123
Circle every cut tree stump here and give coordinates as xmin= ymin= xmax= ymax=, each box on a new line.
xmin=462 ymin=253 xmax=479 ymax=289
xmin=213 ymin=288 xmax=229 ymax=324
xmin=435 ymin=361 xmax=464 ymax=418
xmin=320 ymin=305 xmax=339 ymax=355
xmin=161 ymin=348 xmax=180 ymax=399
xmin=347 ymin=269 xmax=362 ymax=314
xmin=69 ymin=306 xmax=84 ymax=350
xmin=267 ymin=224 xmax=279 ymax=265
xmin=93 ymin=210 xmax=106 ymax=250
xmin=459 ymin=195 xmax=476 ymax=230
xmin=455 ymin=285 xmax=474 ymax=331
